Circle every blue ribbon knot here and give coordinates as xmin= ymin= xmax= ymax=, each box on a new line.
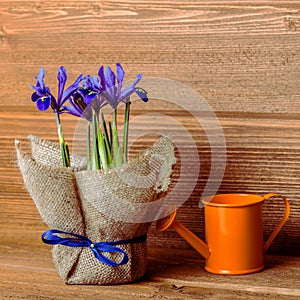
xmin=41 ymin=229 xmax=146 ymax=267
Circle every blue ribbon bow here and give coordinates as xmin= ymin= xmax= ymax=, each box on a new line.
xmin=41 ymin=229 xmax=146 ymax=267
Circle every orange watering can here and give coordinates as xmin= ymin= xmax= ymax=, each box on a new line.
xmin=156 ymin=193 xmax=290 ymax=275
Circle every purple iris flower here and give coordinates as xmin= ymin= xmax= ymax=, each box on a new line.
xmin=98 ymin=63 xmax=148 ymax=109
xmin=62 ymin=88 xmax=93 ymax=121
xmin=62 ymin=87 xmax=106 ymax=122
xmin=81 ymin=75 xmax=103 ymax=105
xmin=62 ymin=75 xmax=106 ymax=121
xmin=31 ymin=66 xmax=83 ymax=113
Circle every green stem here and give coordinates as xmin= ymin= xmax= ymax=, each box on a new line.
xmin=112 ymin=109 xmax=123 ymax=168
xmin=108 ymin=121 xmax=113 ymax=149
xmin=101 ymin=112 xmax=112 ymax=165
xmin=123 ymin=98 xmax=131 ymax=164
xmin=55 ymin=112 xmax=70 ymax=167
xmin=92 ymin=110 xmax=100 ymax=170
xmin=86 ymin=123 xmax=91 ymax=170
xmin=101 ymin=112 xmax=111 ymax=149
xmin=92 ymin=110 xmax=110 ymax=170
xmin=97 ymin=125 xmax=108 ymax=170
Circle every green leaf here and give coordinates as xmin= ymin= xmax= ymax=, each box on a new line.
xmin=112 ymin=109 xmax=123 ymax=168
xmin=86 ymin=123 xmax=91 ymax=170
xmin=123 ymin=98 xmax=131 ymax=164
xmin=92 ymin=110 xmax=100 ymax=170
xmin=55 ymin=112 xmax=70 ymax=167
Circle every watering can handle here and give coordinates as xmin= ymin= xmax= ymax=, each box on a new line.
xmin=262 ymin=193 xmax=290 ymax=253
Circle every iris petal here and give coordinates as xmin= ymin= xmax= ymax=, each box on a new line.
xmin=116 ymin=63 xmax=125 ymax=84
xmin=62 ymin=105 xmax=82 ymax=118
xmin=103 ymin=66 xmax=117 ymax=107
xmin=118 ymin=85 xmax=134 ymax=102
xmin=133 ymin=73 xmax=143 ymax=85
xmin=36 ymin=96 xmax=51 ymax=111
xmin=92 ymin=75 xmax=100 ymax=89
xmin=31 ymin=92 xmax=39 ymax=102
xmin=135 ymin=87 xmax=148 ymax=102
xmin=31 ymin=68 xmax=52 ymax=96
xmin=37 ymin=68 xmax=45 ymax=87
xmin=62 ymin=74 xmax=84 ymax=105
xmin=105 ymin=66 xmax=115 ymax=88
xmin=98 ymin=66 xmax=106 ymax=90
xmin=84 ymin=91 xmax=98 ymax=105
xmin=83 ymin=75 xmax=94 ymax=90
xmin=116 ymin=63 xmax=125 ymax=97
xmin=118 ymin=73 xmax=143 ymax=102
xmin=57 ymin=66 xmax=67 ymax=106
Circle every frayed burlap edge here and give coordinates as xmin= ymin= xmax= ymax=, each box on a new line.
xmin=15 ymin=139 xmax=86 ymax=282
xmin=15 ymin=135 xmax=176 ymax=285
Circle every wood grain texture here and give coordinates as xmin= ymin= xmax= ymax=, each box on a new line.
xmin=0 ymin=0 xmax=300 ymax=257
xmin=1 ymin=107 xmax=299 ymax=255
xmin=1 ymin=245 xmax=299 ymax=299
xmin=1 ymin=1 xmax=300 ymax=112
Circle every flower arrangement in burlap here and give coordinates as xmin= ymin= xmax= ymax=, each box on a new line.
xmin=17 ymin=63 xmax=176 ymax=284
xmin=16 ymin=134 xmax=176 ymax=285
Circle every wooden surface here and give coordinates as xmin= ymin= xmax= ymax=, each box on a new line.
xmin=1 ymin=0 xmax=300 ymax=259
xmin=1 ymin=243 xmax=300 ymax=299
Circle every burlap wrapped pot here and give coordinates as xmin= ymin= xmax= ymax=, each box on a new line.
xmin=16 ymin=135 xmax=176 ymax=285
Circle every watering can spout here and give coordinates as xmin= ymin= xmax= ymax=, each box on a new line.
xmin=156 ymin=209 xmax=210 ymax=259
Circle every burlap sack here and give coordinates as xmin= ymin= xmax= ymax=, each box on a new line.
xmin=16 ymin=135 xmax=175 ymax=284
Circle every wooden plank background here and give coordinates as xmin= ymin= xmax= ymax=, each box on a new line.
xmin=0 ymin=1 xmax=299 ymax=256
xmin=1 ymin=246 xmax=300 ymax=299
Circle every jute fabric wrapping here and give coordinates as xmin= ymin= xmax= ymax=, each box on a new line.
xmin=16 ymin=135 xmax=176 ymax=285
